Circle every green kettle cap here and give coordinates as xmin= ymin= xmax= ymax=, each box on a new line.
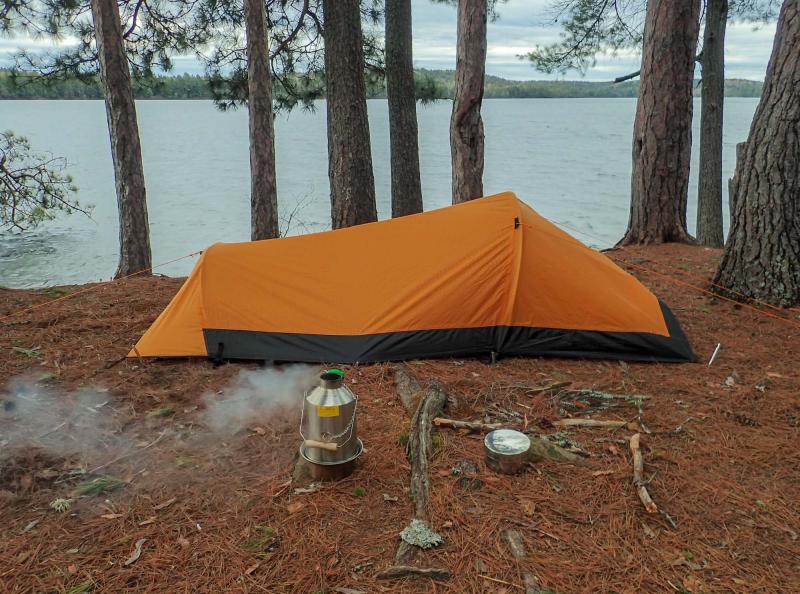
xmin=326 ymin=368 xmax=345 ymax=377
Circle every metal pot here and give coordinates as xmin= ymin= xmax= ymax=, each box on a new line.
xmin=484 ymin=429 xmax=531 ymax=474
xmin=299 ymin=370 xmax=362 ymax=480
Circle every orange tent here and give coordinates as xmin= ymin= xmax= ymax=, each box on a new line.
xmin=131 ymin=192 xmax=694 ymax=363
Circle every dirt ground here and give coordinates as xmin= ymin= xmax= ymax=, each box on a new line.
xmin=1 ymin=244 xmax=799 ymax=594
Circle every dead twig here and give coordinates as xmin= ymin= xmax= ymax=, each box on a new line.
xmin=526 ymin=381 xmax=572 ymax=395
xmin=433 ymin=417 xmax=502 ymax=432
xmin=375 ymin=566 xmax=451 ymax=580
xmin=551 ymin=418 xmax=637 ymax=430
xmin=478 ymin=574 xmax=524 ymax=590
xmin=630 ymin=433 xmax=658 ymax=514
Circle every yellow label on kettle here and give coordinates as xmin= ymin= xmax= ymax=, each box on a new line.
xmin=317 ymin=405 xmax=340 ymax=417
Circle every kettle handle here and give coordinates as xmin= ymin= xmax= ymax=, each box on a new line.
xmin=303 ymin=439 xmax=338 ymax=452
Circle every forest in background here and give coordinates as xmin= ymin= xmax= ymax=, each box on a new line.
xmin=0 ymin=68 xmax=764 ymax=100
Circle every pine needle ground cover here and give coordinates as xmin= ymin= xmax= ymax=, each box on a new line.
xmin=0 ymin=244 xmax=798 ymax=593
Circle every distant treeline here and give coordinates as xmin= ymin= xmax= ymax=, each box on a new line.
xmin=0 ymin=68 xmax=764 ymax=100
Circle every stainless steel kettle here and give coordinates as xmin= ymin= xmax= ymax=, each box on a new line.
xmin=299 ymin=370 xmax=360 ymax=465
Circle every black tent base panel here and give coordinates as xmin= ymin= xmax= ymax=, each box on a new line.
xmin=203 ymin=302 xmax=696 ymax=365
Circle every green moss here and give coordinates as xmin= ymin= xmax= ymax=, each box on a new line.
xmin=242 ymin=526 xmax=278 ymax=552
xmin=354 ymin=487 xmax=366 ymax=497
xmin=431 ymin=432 xmax=444 ymax=454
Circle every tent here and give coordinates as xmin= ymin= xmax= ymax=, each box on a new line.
xmin=130 ymin=192 xmax=695 ymax=363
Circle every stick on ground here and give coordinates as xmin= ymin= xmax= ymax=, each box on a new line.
xmin=552 ymin=418 xmax=638 ymax=430
xmin=630 ymin=433 xmax=658 ymax=514
xmin=433 ymin=417 xmax=502 ymax=432
xmin=384 ymin=376 xmax=450 ymax=575
xmin=375 ymin=566 xmax=451 ymax=580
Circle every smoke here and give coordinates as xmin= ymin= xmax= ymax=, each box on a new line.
xmin=0 ymin=373 xmax=126 ymax=462
xmin=201 ymin=365 xmax=319 ymax=435
xmin=0 ymin=365 xmax=320 ymax=482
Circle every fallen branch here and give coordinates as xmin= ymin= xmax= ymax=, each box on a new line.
xmin=433 ymin=417 xmax=501 ymax=432
xmin=408 ymin=384 xmax=447 ymax=521
xmin=562 ymin=389 xmax=649 ymax=402
xmin=552 ymin=418 xmax=639 ymax=431
xmin=385 ymin=378 xmax=450 ymax=575
xmin=393 ymin=366 xmax=424 ymax=412
xmin=375 ymin=566 xmax=451 ymax=580
xmin=630 ymin=433 xmax=658 ymax=514
xmin=527 ymin=437 xmax=586 ymax=465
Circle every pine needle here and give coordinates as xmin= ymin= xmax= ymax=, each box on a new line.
xmin=72 ymin=475 xmax=125 ymax=497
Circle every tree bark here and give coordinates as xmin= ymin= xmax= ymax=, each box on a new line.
xmin=696 ymin=0 xmax=728 ymax=248
xmin=619 ymin=0 xmax=701 ymax=245
xmin=245 ymin=0 xmax=279 ymax=240
xmin=450 ymin=0 xmax=486 ymax=204
xmin=714 ymin=0 xmax=800 ymax=307
xmin=91 ymin=0 xmax=151 ymax=278
xmin=322 ymin=0 xmax=377 ymax=229
xmin=386 ymin=0 xmax=423 ymax=218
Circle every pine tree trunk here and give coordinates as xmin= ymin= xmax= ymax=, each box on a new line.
xmin=91 ymin=0 xmax=151 ymax=278
xmin=696 ymin=0 xmax=728 ymax=248
xmin=322 ymin=0 xmax=377 ymax=229
xmin=619 ymin=0 xmax=701 ymax=245
xmin=386 ymin=0 xmax=423 ymax=218
xmin=450 ymin=0 xmax=486 ymax=204
xmin=714 ymin=0 xmax=800 ymax=307
xmin=245 ymin=0 xmax=279 ymax=240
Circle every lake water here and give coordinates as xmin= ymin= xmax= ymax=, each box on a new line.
xmin=1 ymin=97 xmax=758 ymax=288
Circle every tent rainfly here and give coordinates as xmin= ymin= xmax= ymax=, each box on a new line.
xmin=130 ymin=192 xmax=695 ymax=363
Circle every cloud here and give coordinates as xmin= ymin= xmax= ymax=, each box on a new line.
xmin=1 ymin=0 xmax=777 ymax=82
xmin=410 ymin=0 xmax=775 ymax=81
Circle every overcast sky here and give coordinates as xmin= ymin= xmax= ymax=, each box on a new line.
xmin=413 ymin=0 xmax=778 ymax=81
xmin=0 ymin=0 xmax=778 ymax=81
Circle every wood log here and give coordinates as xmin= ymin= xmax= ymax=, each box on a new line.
xmin=387 ymin=378 xmax=449 ymax=571
xmin=375 ymin=565 xmax=451 ymax=580
xmin=629 ymin=433 xmax=658 ymax=514
xmin=393 ymin=366 xmax=424 ymax=412
xmin=407 ymin=383 xmax=447 ymax=521
xmin=527 ymin=437 xmax=585 ymax=465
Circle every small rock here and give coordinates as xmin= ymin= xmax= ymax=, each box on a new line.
xmin=458 ymin=476 xmax=484 ymax=490
xmin=452 ymin=460 xmax=480 ymax=476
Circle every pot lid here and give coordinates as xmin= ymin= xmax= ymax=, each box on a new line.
xmin=484 ymin=429 xmax=531 ymax=456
